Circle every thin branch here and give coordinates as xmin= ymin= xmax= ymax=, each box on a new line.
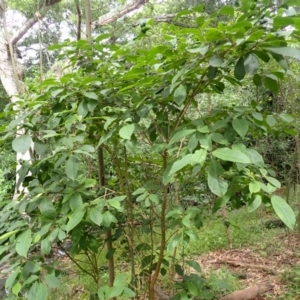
xmin=92 ymin=0 xmax=148 ymax=29
xmin=11 ymin=0 xmax=62 ymax=45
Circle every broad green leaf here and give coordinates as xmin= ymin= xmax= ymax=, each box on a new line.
xmin=247 ymin=195 xmax=262 ymax=212
xmin=266 ymin=176 xmax=281 ymax=188
xmin=39 ymin=197 xmax=56 ymax=219
xmin=102 ymin=211 xmax=117 ymax=227
xmin=89 ymin=207 xmax=102 ymax=226
xmin=244 ymin=53 xmax=259 ymax=75
xmin=266 ymin=115 xmax=277 ymax=127
xmin=249 ymin=181 xmax=261 ymax=194
xmin=169 ymin=129 xmax=196 ymax=145
xmin=232 ymin=119 xmax=248 ymax=138
xmin=16 ymin=229 xmax=32 ymax=257
xmin=246 ymin=149 xmax=264 ymax=167
xmin=252 ymin=112 xmax=263 ymax=121
xmin=28 ymin=282 xmax=48 ymax=300
xmin=187 ymin=281 xmax=198 ymax=296
xmin=69 ymin=193 xmax=83 ymax=211
xmin=87 ymin=100 xmax=98 ymax=112
xmin=187 ymin=45 xmax=208 ymax=54
xmin=279 ymin=113 xmax=294 ymax=122
xmin=51 ymin=88 xmax=64 ymax=98
xmin=6 ymin=267 xmax=20 ymax=290
xmin=271 ymin=195 xmax=295 ymax=229
xmin=108 ymin=199 xmax=121 ymax=209
xmin=12 ymin=135 xmax=32 ymax=154
xmin=186 ymin=260 xmax=202 ymax=273
xmin=264 ymin=47 xmax=300 ymax=60
xmin=208 ymin=175 xmax=228 ymax=197
xmin=207 ymin=66 xmax=218 ymax=79
xmin=82 ymin=91 xmax=98 ymax=100
xmin=66 ymin=209 xmax=85 ymax=232
xmin=45 ymin=272 xmax=60 ymax=289
xmin=212 ymin=148 xmax=251 ymax=163
xmin=209 ymin=55 xmax=223 ymax=67
xmin=41 ymin=237 xmax=51 ymax=255
xmin=234 ymin=57 xmax=245 ymax=80
xmin=78 ymin=100 xmax=88 ymax=117
xmin=12 ymin=282 xmax=21 ymax=295
xmin=107 ymin=286 xmax=124 ymax=298
xmin=65 ymin=156 xmax=80 ymax=180
xmin=219 ymin=5 xmax=234 ymax=15
xmin=264 ymin=76 xmax=279 ymax=93
xmin=253 ymin=74 xmax=262 ymax=86
xmin=190 ymin=149 xmax=207 ymax=165
xmin=174 ymin=85 xmax=187 ymax=106
xmin=210 ymin=133 xmax=228 ymax=145
xmin=119 ymin=124 xmax=134 ymax=140
xmin=169 ymin=154 xmax=193 ymax=175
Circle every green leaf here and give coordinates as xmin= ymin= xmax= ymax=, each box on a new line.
xmin=108 ymin=199 xmax=121 ymax=209
xmin=207 ymin=66 xmax=218 ymax=79
xmin=174 ymin=85 xmax=187 ymax=106
xmin=264 ymin=47 xmax=300 ymax=60
xmin=169 ymin=154 xmax=193 ymax=176
xmin=65 ymin=156 xmax=80 ymax=180
xmin=12 ymin=135 xmax=32 ymax=153
xmin=5 ymin=267 xmax=20 ymax=290
xmin=219 ymin=5 xmax=234 ymax=15
xmin=0 ymin=230 xmax=18 ymax=242
xmin=82 ymin=91 xmax=98 ymax=100
xmin=232 ymin=119 xmax=249 ymax=138
xmin=51 ymin=88 xmax=64 ymax=98
xmin=244 ymin=53 xmax=259 ymax=75
xmin=66 ymin=209 xmax=85 ymax=232
xmin=187 ymin=281 xmax=198 ymax=296
xmin=169 ymin=129 xmax=196 ymax=145
xmin=264 ymin=76 xmax=279 ymax=93
xmin=16 ymin=229 xmax=32 ymax=258
xmin=41 ymin=237 xmax=51 ymax=255
xmin=279 ymin=113 xmax=294 ymax=122
xmin=12 ymin=282 xmax=21 ymax=295
xmin=28 ymin=282 xmax=48 ymax=300
xmin=39 ymin=197 xmax=56 ymax=219
xmin=78 ymin=100 xmax=88 ymax=117
xmin=186 ymin=260 xmax=202 ymax=273
xmin=271 ymin=195 xmax=295 ymax=230
xmin=208 ymin=160 xmax=228 ymax=197
xmin=102 ymin=211 xmax=117 ymax=227
xmin=209 ymin=55 xmax=223 ymax=67
xmin=119 ymin=124 xmax=134 ymax=140
xmin=87 ymin=100 xmax=98 ymax=112
xmin=212 ymin=148 xmax=251 ymax=163
xmin=266 ymin=176 xmax=281 ymax=188
xmin=247 ymin=195 xmax=262 ymax=213
xmin=190 ymin=149 xmax=207 ymax=166
xmin=253 ymin=74 xmax=262 ymax=86
xmin=88 ymin=208 xmax=102 ymax=226
xmin=234 ymin=57 xmax=245 ymax=80
xmin=249 ymin=181 xmax=261 ymax=194
xmin=210 ymin=133 xmax=228 ymax=145
xmin=107 ymin=285 xmax=124 ymax=298
xmin=266 ymin=115 xmax=277 ymax=127
xmin=69 ymin=193 xmax=83 ymax=211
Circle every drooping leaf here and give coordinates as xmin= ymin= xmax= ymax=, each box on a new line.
xmin=209 ymin=55 xmax=223 ymax=67
xmin=82 ymin=91 xmax=98 ymax=100
xmin=212 ymin=148 xmax=251 ymax=163
xmin=28 ymin=282 xmax=48 ymax=300
xmin=244 ymin=53 xmax=259 ymax=75
xmin=264 ymin=76 xmax=279 ymax=93
xmin=174 ymin=85 xmax=187 ymax=106
xmin=249 ymin=181 xmax=261 ymax=194
xmin=169 ymin=154 xmax=193 ymax=175
xmin=12 ymin=135 xmax=32 ymax=154
xmin=234 ymin=57 xmax=245 ymax=80
xmin=78 ymin=100 xmax=88 ymax=117
xmin=219 ymin=5 xmax=234 ymax=15
xmin=16 ymin=229 xmax=32 ymax=258
xmin=264 ymin=47 xmax=300 ymax=60
xmin=232 ymin=119 xmax=249 ymax=138
xmin=66 ymin=209 xmax=85 ymax=232
xmin=65 ymin=156 xmax=80 ymax=180
xmin=119 ymin=124 xmax=134 ymax=140
xmin=271 ymin=195 xmax=295 ymax=229
xmin=247 ymin=195 xmax=262 ymax=213
xmin=169 ymin=129 xmax=196 ymax=145
xmin=207 ymin=160 xmax=228 ymax=197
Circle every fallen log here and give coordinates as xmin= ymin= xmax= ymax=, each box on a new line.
xmin=218 ymin=284 xmax=273 ymax=300
xmin=217 ymin=259 xmax=277 ymax=274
